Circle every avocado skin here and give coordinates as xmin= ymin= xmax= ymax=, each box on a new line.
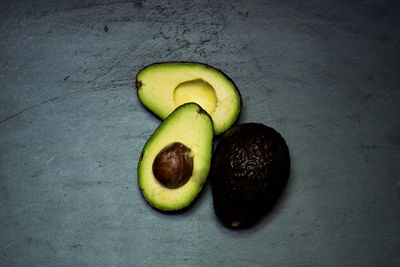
xmin=212 ymin=123 xmax=290 ymax=228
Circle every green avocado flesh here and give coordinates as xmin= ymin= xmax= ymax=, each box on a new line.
xmin=138 ymin=103 xmax=213 ymax=211
xmin=212 ymin=123 xmax=290 ymax=228
xmin=136 ymin=62 xmax=241 ymax=135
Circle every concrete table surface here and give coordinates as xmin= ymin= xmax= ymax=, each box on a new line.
xmin=1 ymin=0 xmax=399 ymax=266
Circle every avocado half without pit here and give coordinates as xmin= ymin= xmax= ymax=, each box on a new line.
xmin=136 ymin=62 xmax=242 ymax=135
xmin=138 ymin=103 xmax=213 ymax=211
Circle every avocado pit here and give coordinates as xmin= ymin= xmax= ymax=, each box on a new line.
xmin=152 ymin=142 xmax=194 ymax=189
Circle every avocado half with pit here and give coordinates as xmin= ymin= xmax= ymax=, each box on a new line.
xmin=136 ymin=62 xmax=241 ymax=135
xmin=138 ymin=103 xmax=213 ymax=211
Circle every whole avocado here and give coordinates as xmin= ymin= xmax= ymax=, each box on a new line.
xmin=212 ymin=123 xmax=290 ymax=228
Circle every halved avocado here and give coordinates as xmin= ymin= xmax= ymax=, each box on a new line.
xmin=138 ymin=103 xmax=213 ymax=211
xmin=136 ymin=62 xmax=241 ymax=135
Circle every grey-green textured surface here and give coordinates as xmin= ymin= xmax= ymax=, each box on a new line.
xmin=1 ymin=0 xmax=399 ymax=266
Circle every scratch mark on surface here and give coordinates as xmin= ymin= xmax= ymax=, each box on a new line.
xmin=46 ymin=157 xmax=55 ymax=164
xmin=0 ymin=77 xmax=133 ymax=125
xmin=0 ymin=109 xmax=29 ymax=124
xmin=0 ymin=96 xmax=60 ymax=125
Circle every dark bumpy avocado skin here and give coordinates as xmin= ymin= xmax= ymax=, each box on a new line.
xmin=212 ymin=123 xmax=290 ymax=228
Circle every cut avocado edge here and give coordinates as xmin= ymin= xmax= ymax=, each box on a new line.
xmin=136 ymin=62 xmax=242 ymax=136
xmin=137 ymin=102 xmax=214 ymax=211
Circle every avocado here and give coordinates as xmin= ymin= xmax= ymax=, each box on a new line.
xmin=138 ymin=103 xmax=213 ymax=211
xmin=136 ymin=62 xmax=241 ymax=135
xmin=212 ymin=123 xmax=290 ymax=228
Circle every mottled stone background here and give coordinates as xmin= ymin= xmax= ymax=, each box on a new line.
xmin=1 ymin=0 xmax=399 ymax=266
